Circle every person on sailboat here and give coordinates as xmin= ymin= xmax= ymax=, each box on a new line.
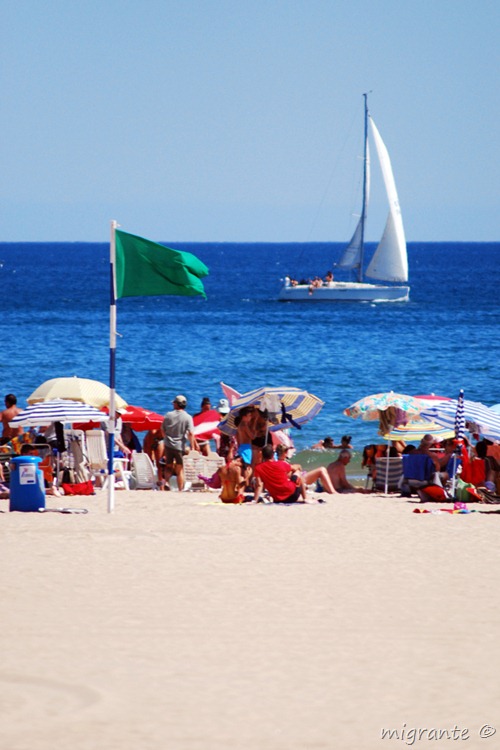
xmin=324 ymin=271 xmax=334 ymax=286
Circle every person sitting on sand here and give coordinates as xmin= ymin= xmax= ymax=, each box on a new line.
xmin=218 ymin=447 xmax=253 ymax=504
xmin=362 ymin=444 xmax=378 ymax=482
xmin=253 ymin=444 xmax=317 ymax=503
xmin=275 ymin=444 xmax=337 ymax=494
xmin=415 ymin=434 xmax=441 ymax=471
xmin=327 ymin=450 xmax=369 ymax=493
xmin=20 ymin=444 xmax=61 ymax=497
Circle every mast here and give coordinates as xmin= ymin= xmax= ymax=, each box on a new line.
xmin=357 ymin=92 xmax=369 ymax=283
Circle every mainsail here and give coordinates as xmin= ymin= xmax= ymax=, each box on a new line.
xmin=338 ymin=142 xmax=370 ymax=270
xmin=365 ymin=118 xmax=408 ymax=282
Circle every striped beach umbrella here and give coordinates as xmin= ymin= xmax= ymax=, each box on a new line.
xmin=383 ymin=420 xmax=454 ymax=442
xmin=421 ymin=395 xmax=500 ymax=442
xmin=455 ymin=389 xmax=466 ymax=441
xmin=9 ymin=399 xmax=110 ymax=427
xmin=218 ymin=386 xmax=324 ymax=436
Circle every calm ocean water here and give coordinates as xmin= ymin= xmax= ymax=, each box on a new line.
xmin=1 ymin=241 xmax=499 ymax=465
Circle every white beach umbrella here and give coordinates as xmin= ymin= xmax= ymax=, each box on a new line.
xmin=27 ymin=376 xmax=128 ymax=410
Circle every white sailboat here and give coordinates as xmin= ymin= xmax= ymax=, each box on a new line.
xmin=278 ymin=95 xmax=410 ymax=302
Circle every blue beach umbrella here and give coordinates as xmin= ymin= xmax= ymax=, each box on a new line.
xmin=9 ymin=399 xmax=110 ymax=427
xmin=421 ymin=395 xmax=500 ymax=442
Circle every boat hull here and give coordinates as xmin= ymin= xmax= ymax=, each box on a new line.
xmin=278 ymin=282 xmax=410 ymax=302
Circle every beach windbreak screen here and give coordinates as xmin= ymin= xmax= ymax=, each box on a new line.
xmin=114 ymin=230 xmax=208 ymax=299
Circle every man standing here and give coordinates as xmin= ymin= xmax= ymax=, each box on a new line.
xmin=161 ymin=395 xmax=198 ymax=491
xmin=1 ymin=394 xmax=22 ymax=445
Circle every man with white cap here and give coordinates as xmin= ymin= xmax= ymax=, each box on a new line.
xmin=215 ymin=398 xmax=236 ymax=461
xmin=161 ymin=395 xmax=198 ymax=491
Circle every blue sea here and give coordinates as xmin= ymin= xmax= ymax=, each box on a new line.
xmin=1 ymin=241 xmax=499 ymax=468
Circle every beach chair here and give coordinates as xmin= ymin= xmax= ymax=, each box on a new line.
xmin=204 ymin=451 xmax=225 ymax=477
xmin=373 ymin=457 xmax=403 ymax=493
xmin=131 ymin=452 xmax=157 ymax=490
xmin=85 ymin=429 xmax=131 ymax=489
xmin=183 ymin=450 xmax=207 ymax=491
xmin=64 ymin=429 xmax=90 ymax=483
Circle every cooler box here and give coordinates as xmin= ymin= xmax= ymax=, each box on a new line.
xmin=9 ymin=456 xmax=46 ymax=512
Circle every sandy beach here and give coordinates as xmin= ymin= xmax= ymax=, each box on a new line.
xmin=2 ymin=487 xmax=500 ymax=750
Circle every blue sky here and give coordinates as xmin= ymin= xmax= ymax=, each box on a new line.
xmin=2 ymin=0 xmax=498 ymax=242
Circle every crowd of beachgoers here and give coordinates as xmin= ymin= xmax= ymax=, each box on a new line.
xmin=2 ymin=390 xmax=500 ymax=506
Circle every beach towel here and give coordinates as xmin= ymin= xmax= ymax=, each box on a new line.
xmin=61 ymin=481 xmax=95 ymax=496
xmin=402 ymin=453 xmax=435 ymax=481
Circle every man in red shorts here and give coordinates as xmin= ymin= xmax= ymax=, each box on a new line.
xmin=253 ymin=444 xmax=308 ymax=503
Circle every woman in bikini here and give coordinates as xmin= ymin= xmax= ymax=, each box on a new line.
xmin=218 ymin=454 xmax=252 ymax=504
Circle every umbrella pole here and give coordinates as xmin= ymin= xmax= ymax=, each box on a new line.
xmin=385 ymin=442 xmax=390 ymax=494
xmin=107 ymin=220 xmax=118 ymax=513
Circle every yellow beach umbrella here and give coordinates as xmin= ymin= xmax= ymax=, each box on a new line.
xmin=27 ymin=376 xmax=128 ymax=411
xmin=383 ymin=420 xmax=454 ymax=442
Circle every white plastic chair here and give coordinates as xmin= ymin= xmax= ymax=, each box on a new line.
xmin=131 ymin=452 xmax=157 ymax=490
xmin=85 ymin=429 xmax=130 ymax=490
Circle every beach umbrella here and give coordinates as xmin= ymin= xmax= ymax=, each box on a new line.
xmin=9 ymin=399 xmax=110 ymax=427
xmin=383 ymin=420 xmax=455 ymax=442
xmin=27 ymin=376 xmax=128 ymax=411
xmin=344 ymin=391 xmax=423 ymax=494
xmin=414 ymin=394 xmax=452 ymax=409
xmin=119 ymin=405 xmax=163 ymax=432
xmin=74 ymin=404 xmax=164 ymax=432
xmin=218 ymin=386 xmax=324 ymax=437
xmin=421 ymin=395 xmax=500 ymax=442
xmin=344 ymin=392 xmax=422 ymax=431
xmin=193 ymin=409 xmax=222 ymax=441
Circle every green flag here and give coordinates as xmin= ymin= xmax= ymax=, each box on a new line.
xmin=115 ymin=229 xmax=208 ymax=299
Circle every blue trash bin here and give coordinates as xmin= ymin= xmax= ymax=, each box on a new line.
xmin=9 ymin=456 xmax=46 ymax=512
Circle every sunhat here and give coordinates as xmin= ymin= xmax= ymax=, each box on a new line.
xmin=217 ymin=398 xmax=230 ymax=414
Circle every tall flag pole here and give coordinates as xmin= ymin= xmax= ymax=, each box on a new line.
xmin=107 ymin=221 xmax=209 ymax=513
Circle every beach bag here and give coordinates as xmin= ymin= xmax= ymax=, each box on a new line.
xmin=474 ymin=487 xmax=500 ymax=505
xmin=61 ymin=480 xmax=95 ymax=496
xmin=455 ymin=478 xmax=475 ymax=503
xmin=419 ymin=484 xmax=448 ymax=502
